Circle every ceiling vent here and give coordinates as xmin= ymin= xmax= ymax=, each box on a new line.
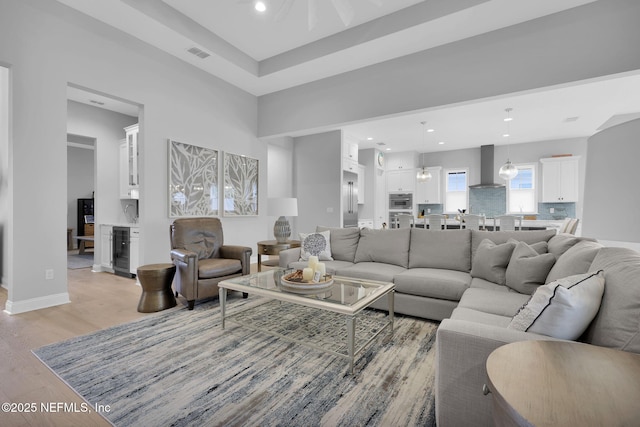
xmin=376 ymin=142 xmax=386 ymax=146
xmin=187 ymin=47 xmax=211 ymax=59
xmin=89 ymin=100 xmax=105 ymax=106
xmin=564 ymin=116 xmax=579 ymax=122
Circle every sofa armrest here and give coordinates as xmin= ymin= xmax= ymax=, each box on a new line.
xmin=169 ymin=249 xmax=198 ymax=301
xmin=435 ymin=319 xmax=566 ymax=427
xmin=170 ymin=248 xmax=197 ymax=264
xmin=220 ymin=245 xmax=253 ymax=275
xmin=278 ymin=247 xmax=301 ymax=268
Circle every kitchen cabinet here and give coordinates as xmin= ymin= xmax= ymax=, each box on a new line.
xmin=357 ymin=164 xmax=366 ymax=204
xmin=385 ymin=151 xmax=418 ymax=170
xmin=415 ymin=166 xmax=442 ymax=204
xmin=540 ymin=156 xmax=580 ymax=202
xmin=387 ymin=169 xmax=416 ymax=192
xmin=342 ymin=137 xmax=359 ymax=173
xmin=100 ymin=224 xmax=113 ymax=272
xmin=129 ymin=227 xmax=140 ymax=276
xmin=120 ymin=124 xmax=140 ymax=199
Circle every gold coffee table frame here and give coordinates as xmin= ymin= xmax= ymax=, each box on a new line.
xmin=219 ymin=270 xmax=395 ymax=374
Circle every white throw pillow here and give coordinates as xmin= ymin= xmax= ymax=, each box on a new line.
xmin=508 ymin=271 xmax=605 ymax=340
xmin=299 ymin=231 xmax=333 ymax=261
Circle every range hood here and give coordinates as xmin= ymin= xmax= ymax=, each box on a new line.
xmin=469 ymin=145 xmax=505 ymax=189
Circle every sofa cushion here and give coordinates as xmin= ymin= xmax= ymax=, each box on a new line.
xmin=393 ymin=268 xmax=471 ymax=301
xmin=336 ymin=262 xmax=405 ymax=284
xmin=470 ymin=239 xmax=516 ymax=286
xmin=316 ymin=226 xmax=360 ymax=262
xmin=545 ymin=240 xmax=602 ymax=284
xmin=508 ymin=271 xmax=605 ymax=340
xmin=408 ymin=229 xmax=471 ymax=272
xmin=289 ymin=260 xmax=353 ymax=275
xmin=198 ymin=258 xmax=242 ymax=279
xmin=299 ymin=231 xmax=333 ymax=261
xmin=471 ymin=229 xmax=556 ymax=260
xmin=505 ymin=241 xmax=557 ymax=294
xmin=583 ymin=247 xmax=640 ymax=354
xmin=354 ymin=228 xmax=410 ymax=268
xmin=458 ymin=288 xmax=530 ymax=317
xmin=450 ymin=307 xmax=513 ymax=328
xmin=547 ymin=233 xmax=597 ymax=259
xmin=469 ymin=277 xmax=510 ymax=292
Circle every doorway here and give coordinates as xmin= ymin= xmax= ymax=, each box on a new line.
xmin=66 ymin=85 xmax=140 ymax=273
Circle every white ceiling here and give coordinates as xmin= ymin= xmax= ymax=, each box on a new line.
xmin=59 ymin=0 xmax=640 ymax=153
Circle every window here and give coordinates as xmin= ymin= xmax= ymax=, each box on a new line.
xmin=445 ymin=168 xmax=468 ymax=213
xmin=507 ymin=163 xmax=537 ymax=213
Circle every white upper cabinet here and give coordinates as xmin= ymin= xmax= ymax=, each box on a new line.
xmin=342 ymin=136 xmax=359 ymax=172
xmin=385 ymin=151 xmax=418 ymax=170
xmin=386 ymin=169 xmax=416 ymax=192
xmin=540 ymin=156 xmax=580 ymax=202
xmin=415 ymin=166 xmax=442 ymax=204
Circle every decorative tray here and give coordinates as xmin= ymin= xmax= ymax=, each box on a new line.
xmin=279 ymin=271 xmax=334 ymax=295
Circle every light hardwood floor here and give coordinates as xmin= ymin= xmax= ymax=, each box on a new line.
xmin=0 ymin=262 xmax=260 ymax=426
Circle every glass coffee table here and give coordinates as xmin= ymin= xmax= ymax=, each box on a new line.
xmin=218 ymin=269 xmax=395 ymax=374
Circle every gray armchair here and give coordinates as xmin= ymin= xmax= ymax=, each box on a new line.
xmin=170 ymin=217 xmax=252 ymax=310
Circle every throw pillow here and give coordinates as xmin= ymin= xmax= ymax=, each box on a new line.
xmin=545 ymin=240 xmax=602 ymax=284
xmin=470 ymin=239 xmax=516 ymax=286
xmin=505 ymin=241 xmax=557 ymax=294
xmin=299 ymin=231 xmax=333 ymax=261
xmin=316 ymin=226 xmax=360 ymax=262
xmin=508 ymin=270 xmax=605 ymax=340
xmin=507 ymin=238 xmax=548 ymax=255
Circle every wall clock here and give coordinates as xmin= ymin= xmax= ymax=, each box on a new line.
xmin=377 ymin=152 xmax=384 ymax=168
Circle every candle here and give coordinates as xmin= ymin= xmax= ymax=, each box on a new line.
xmin=302 ymin=267 xmax=314 ymax=282
xmin=315 ymin=262 xmax=326 ymax=276
xmin=308 ymin=255 xmax=319 ymax=270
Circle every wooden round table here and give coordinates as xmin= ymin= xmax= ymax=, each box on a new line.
xmin=136 ymin=263 xmax=177 ymax=313
xmin=486 ymin=340 xmax=640 ymax=426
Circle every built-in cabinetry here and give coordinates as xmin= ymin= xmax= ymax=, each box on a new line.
xmin=100 ymin=224 xmax=113 ymax=272
xmin=540 ymin=156 xmax=580 ymax=202
xmin=342 ymin=137 xmax=359 ymax=173
xmin=120 ymin=124 xmax=139 ymax=199
xmin=386 ymin=169 xmax=416 ymax=192
xmin=357 ymin=164 xmax=365 ymax=204
xmin=99 ymin=224 xmax=139 ymax=276
xmin=384 ymin=151 xmax=417 ymax=170
xmin=415 ymin=166 xmax=442 ymax=204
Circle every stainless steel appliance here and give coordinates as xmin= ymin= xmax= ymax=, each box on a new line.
xmin=113 ymin=226 xmax=134 ymax=278
xmin=389 ymin=193 xmax=413 ymax=210
xmin=343 ymin=171 xmax=358 ymax=228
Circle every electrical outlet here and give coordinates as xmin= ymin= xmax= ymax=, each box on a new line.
xmin=550 ymin=207 xmax=555 ymax=214
xmin=45 ymin=269 xmax=54 ymax=280
xmin=427 ymin=208 xmax=431 ymax=213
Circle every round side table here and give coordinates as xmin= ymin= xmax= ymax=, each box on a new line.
xmin=137 ymin=263 xmax=177 ymax=313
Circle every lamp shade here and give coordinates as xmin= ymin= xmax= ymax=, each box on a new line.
xmin=499 ymin=160 xmax=519 ymax=180
xmin=268 ymin=197 xmax=298 ymax=217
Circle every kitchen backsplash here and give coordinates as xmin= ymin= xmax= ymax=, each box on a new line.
xmin=417 ymin=204 xmax=444 ymax=216
xmin=469 ymin=187 xmax=506 ymax=218
xmin=537 ymin=202 xmax=576 ymax=220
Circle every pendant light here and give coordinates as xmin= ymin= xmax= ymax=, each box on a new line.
xmin=416 ymin=121 xmax=432 ymax=182
xmin=499 ymin=108 xmax=518 ymax=180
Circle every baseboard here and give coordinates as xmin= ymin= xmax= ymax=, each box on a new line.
xmin=92 ymin=264 xmax=113 ymax=273
xmin=3 ymin=292 xmax=70 ymax=315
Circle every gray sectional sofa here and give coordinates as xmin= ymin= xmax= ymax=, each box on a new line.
xmin=278 ymin=226 xmax=640 ymax=426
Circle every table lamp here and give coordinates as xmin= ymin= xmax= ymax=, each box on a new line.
xmin=268 ymin=197 xmax=298 ymax=243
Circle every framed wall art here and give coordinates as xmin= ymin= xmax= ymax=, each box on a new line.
xmin=168 ymin=139 xmax=219 ymax=218
xmin=223 ymin=152 xmax=258 ymax=217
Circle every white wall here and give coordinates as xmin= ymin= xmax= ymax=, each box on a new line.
xmin=258 ymin=0 xmax=640 ymax=137
xmin=266 ymin=136 xmax=295 ymax=238
xmin=583 ymin=118 xmax=640 ymax=244
xmin=294 ymin=130 xmax=342 ymax=234
xmin=0 ymin=0 xmax=264 ymax=313
xmin=67 ymin=144 xmax=94 ymax=238
xmin=0 ymin=65 xmax=8 ymax=287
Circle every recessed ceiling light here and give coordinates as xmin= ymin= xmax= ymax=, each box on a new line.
xmin=367 ymin=137 xmax=373 ymax=141
xmin=438 ymin=141 xmax=445 ymax=145
xmin=504 ymin=117 xmax=513 ymax=122
xmin=503 ymin=133 xmax=510 ymax=138
xmin=255 ymin=1 xmax=266 ymax=12
xmin=427 ymin=129 xmax=435 ymax=133
xmin=386 ymin=148 xmax=391 ymax=151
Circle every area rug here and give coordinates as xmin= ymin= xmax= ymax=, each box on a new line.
xmin=33 ymin=296 xmax=438 ymax=427
xmin=67 ymin=253 xmax=94 ymax=269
